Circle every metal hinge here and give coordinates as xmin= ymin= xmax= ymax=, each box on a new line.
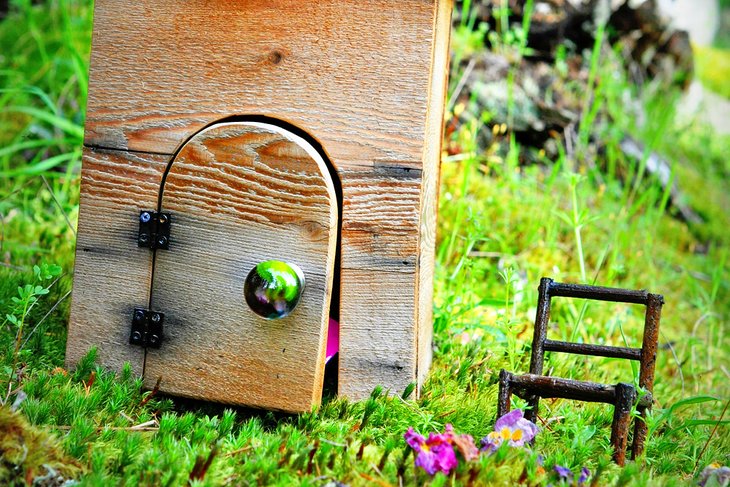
xmin=129 ymin=308 xmax=164 ymax=348
xmin=138 ymin=211 xmax=171 ymax=250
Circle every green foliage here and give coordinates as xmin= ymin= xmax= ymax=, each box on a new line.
xmin=1 ymin=263 xmax=62 ymax=398
xmin=0 ymin=0 xmax=728 ymax=485
xmin=693 ymin=46 xmax=730 ymax=99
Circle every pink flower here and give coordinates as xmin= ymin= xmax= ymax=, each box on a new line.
xmin=480 ymin=409 xmax=538 ymax=452
xmin=404 ymin=427 xmax=458 ymax=475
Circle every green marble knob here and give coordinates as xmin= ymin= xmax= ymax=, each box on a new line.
xmin=244 ymin=260 xmax=305 ymax=319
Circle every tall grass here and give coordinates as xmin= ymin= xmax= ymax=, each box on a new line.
xmin=1 ymin=0 xmax=89 ymax=270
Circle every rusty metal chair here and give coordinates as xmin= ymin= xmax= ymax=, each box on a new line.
xmin=498 ymin=277 xmax=664 ymax=465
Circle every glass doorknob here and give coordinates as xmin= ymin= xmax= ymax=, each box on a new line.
xmin=244 ymin=260 xmax=305 ymax=319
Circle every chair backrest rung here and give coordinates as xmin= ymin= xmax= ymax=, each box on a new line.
xmin=543 ymin=339 xmax=642 ymax=361
xmin=548 ymin=281 xmax=649 ymax=305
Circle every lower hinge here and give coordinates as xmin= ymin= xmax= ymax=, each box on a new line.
xmin=138 ymin=211 xmax=171 ymax=250
xmin=129 ymin=308 xmax=164 ymax=348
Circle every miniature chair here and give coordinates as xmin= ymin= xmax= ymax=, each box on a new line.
xmin=498 ymin=277 xmax=664 ymax=465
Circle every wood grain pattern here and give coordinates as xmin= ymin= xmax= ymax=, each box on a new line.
xmin=339 ymin=166 xmax=421 ymax=272
xmin=337 ymin=0 xmax=454 ymax=400
xmin=144 ymin=123 xmax=338 ymax=412
xmin=66 ymin=148 xmax=169 ymax=375
xmin=338 ymin=267 xmax=418 ymax=397
xmin=336 ymin=167 xmax=421 ymax=398
xmin=85 ymin=0 xmax=439 ymax=170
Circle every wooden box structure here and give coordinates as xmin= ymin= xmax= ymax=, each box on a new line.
xmin=66 ymin=1 xmax=453 ymax=412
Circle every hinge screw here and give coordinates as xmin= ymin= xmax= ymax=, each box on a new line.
xmin=156 ymin=236 xmax=168 ymax=247
xmin=140 ymin=211 xmax=152 ymax=223
xmin=148 ymin=334 xmax=160 ymax=346
xmin=131 ymin=330 xmax=142 ymax=342
xmin=157 ymin=214 xmax=168 ymax=224
xmin=138 ymin=234 xmax=150 ymax=245
xmin=134 ymin=310 xmax=145 ymax=322
xmin=150 ymin=313 xmax=161 ymax=323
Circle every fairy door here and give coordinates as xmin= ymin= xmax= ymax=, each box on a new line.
xmin=142 ymin=122 xmax=338 ymax=412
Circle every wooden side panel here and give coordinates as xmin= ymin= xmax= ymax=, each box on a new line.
xmin=66 ymin=148 xmax=169 ymax=375
xmin=144 ymin=123 xmax=338 ymax=412
xmin=337 ymin=1 xmax=453 ymax=400
xmin=417 ymin=0 xmax=453 ymax=392
xmin=338 ymin=167 xmax=422 ymax=399
xmin=339 ymin=268 xmax=417 ymax=396
xmin=85 ymin=0 xmax=437 ymax=169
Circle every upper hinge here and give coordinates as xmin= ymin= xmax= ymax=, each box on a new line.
xmin=138 ymin=211 xmax=171 ymax=250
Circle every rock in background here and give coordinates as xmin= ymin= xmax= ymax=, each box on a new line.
xmin=448 ymin=0 xmax=702 ymax=227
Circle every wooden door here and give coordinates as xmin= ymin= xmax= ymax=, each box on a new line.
xmin=143 ymin=122 xmax=338 ymax=412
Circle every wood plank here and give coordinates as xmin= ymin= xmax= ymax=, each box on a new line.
xmin=66 ymin=148 xmax=169 ymax=375
xmin=85 ymin=0 xmax=439 ymax=170
xmin=337 ymin=166 xmax=421 ymax=399
xmin=337 ymin=1 xmax=453 ymax=400
xmin=339 ymin=166 xmax=421 ymax=273
xmin=144 ymin=122 xmax=337 ymax=412
xmin=417 ymin=0 xmax=453 ymax=393
xmin=338 ymin=267 xmax=418 ymax=399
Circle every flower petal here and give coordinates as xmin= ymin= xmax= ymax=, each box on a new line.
xmin=517 ymin=417 xmax=539 ymax=441
xmin=451 ymin=433 xmax=479 ymax=461
xmin=495 ymin=409 xmax=524 ymax=430
xmin=415 ymin=450 xmax=439 ymax=475
xmin=431 ymin=442 xmax=458 ymax=475
xmin=554 ymin=465 xmax=572 ymax=479
xmin=404 ymin=428 xmax=425 ymax=450
xmin=479 ymin=432 xmax=502 ymax=454
xmin=426 ymin=431 xmax=451 ymax=447
xmin=578 ymin=467 xmax=591 ymax=484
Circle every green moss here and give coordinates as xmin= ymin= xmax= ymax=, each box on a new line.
xmin=0 ymin=406 xmax=82 ymax=485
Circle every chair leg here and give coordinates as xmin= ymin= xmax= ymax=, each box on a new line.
xmin=524 ymin=396 xmax=540 ymax=423
xmin=497 ymin=370 xmax=512 ymax=418
xmin=631 ymin=405 xmax=648 ymax=460
xmin=610 ymin=383 xmax=637 ymax=466
xmin=632 ymin=293 xmax=662 ymax=460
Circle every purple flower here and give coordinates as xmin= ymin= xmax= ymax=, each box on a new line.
xmin=698 ymin=464 xmax=730 ymax=487
xmin=552 ymin=465 xmax=591 ymax=485
xmin=404 ymin=427 xmax=458 ymax=475
xmin=579 ymin=467 xmax=591 ymax=484
xmin=480 ymin=409 xmax=539 ymax=453
xmin=554 ymin=465 xmax=572 ymax=480
xmin=480 ymin=435 xmax=500 ymax=453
